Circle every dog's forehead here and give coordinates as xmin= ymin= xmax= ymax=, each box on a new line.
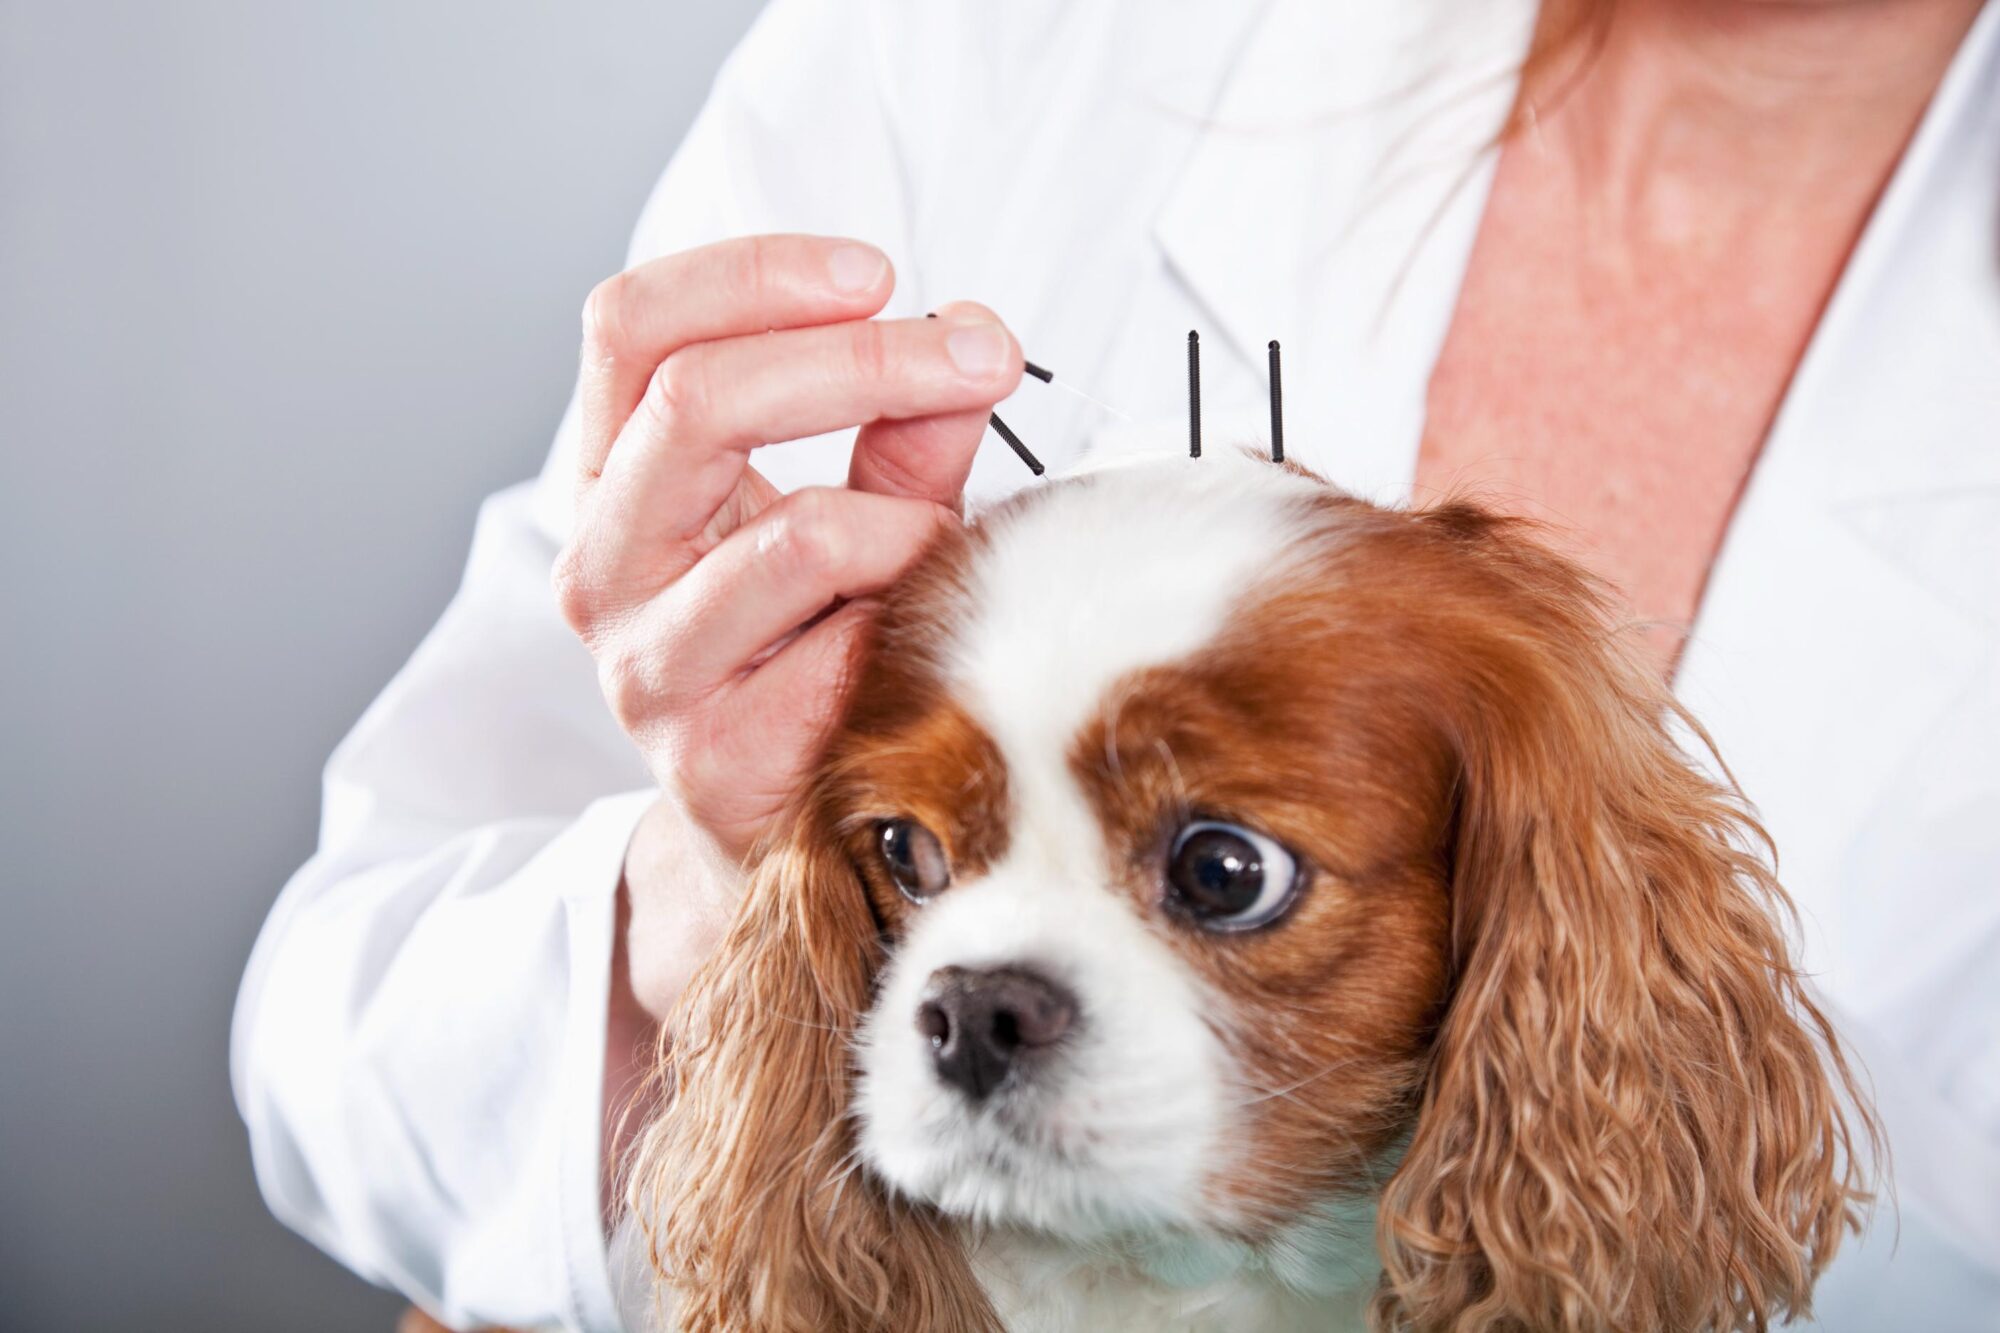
xmin=943 ymin=451 xmax=1328 ymax=784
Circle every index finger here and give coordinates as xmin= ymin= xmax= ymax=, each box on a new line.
xmin=577 ymin=234 xmax=894 ymax=483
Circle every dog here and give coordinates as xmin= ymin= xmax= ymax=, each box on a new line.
xmin=620 ymin=445 xmax=1875 ymax=1332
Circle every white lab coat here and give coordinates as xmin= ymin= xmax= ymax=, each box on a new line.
xmin=231 ymin=2 xmax=2000 ymax=1329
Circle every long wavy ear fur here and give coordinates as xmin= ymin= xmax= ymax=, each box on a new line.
xmin=1372 ymin=509 xmax=1879 ymax=1333
xmin=628 ymin=804 xmax=1000 ymax=1333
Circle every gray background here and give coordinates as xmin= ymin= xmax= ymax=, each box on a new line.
xmin=0 ymin=3 xmax=759 ymax=1329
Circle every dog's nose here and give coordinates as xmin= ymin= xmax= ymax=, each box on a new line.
xmin=916 ymin=965 xmax=1077 ymax=1102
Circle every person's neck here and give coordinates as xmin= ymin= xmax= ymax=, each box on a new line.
xmin=1525 ymin=0 xmax=1984 ymax=251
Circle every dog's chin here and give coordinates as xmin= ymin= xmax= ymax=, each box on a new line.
xmin=854 ymin=1070 xmax=1216 ymax=1240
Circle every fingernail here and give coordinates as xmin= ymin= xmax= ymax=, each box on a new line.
xmin=828 ymin=244 xmax=888 ymax=294
xmin=945 ymin=322 xmax=1011 ymax=378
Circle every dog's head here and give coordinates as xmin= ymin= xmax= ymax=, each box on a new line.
xmin=634 ymin=449 xmax=1873 ymax=1333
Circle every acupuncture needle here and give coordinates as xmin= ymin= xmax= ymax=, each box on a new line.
xmin=927 ymin=312 xmax=1038 ymax=473
xmin=927 ymin=313 xmax=1123 ymax=477
xmin=1022 ymin=359 xmax=1132 ymax=422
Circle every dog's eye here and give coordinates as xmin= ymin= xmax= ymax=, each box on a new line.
xmin=878 ymin=818 xmax=951 ymax=902
xmin=1166 ymin=821 xmax=1301 ymax=930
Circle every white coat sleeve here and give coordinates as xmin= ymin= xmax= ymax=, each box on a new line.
xmin=229 ymin=2 xmax=924 ymax=1328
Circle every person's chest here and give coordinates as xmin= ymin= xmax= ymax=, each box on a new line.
xmin=1416 ymin=135 xmax=1876 ymax=668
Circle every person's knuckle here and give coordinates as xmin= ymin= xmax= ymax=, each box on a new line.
xmin=580 ymin=271 xmax=630 ymax=355
xmin=770 ymin=490 xmax=848 ymax=577
xmin=734 ymin=234 xmax=777 ymax=300
xmin=597 ymin=641 xmax=666 ymax=732
xmin=848 ymin=317 xmax=892 ymax=384
xmin=549 ymin=542 xmax=598 ymax=632
xmin=641 ymin=351 xmax=707 ymax=438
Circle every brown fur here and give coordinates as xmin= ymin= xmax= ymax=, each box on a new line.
xmin=629 ymin=800 xmax=1001 ymax=1332
xmin=630 ymin=527 xmax=1006 ymax=1331
xmin=630 ymin=469 xmax=1875 ymax=1333
xmin=1065 ymin=559 xmax=1463 ymax=1230
xmin=1363 ymin=502 xmax=1876 ymax=1332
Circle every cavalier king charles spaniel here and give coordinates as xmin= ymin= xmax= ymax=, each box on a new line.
xmin=622 ymin=446 xmax=1875 ymax=1333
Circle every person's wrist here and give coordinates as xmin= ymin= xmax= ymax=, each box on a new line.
xmin=623 ymin=792 xmax=749 ymax=1023
xmin=602 ymin=874 xmax=654 ymax=1218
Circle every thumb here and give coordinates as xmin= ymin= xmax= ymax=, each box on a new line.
xmin=846 ymin=303 xmax=1017 ymax=511
xmin=846 ymin=406 xmax=991 ymax=513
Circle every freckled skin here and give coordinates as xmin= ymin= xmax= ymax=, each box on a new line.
xmin=1421 ymin=0 xmax=1979 ymax=672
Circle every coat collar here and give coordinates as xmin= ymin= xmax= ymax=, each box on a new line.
xmin=1770 ymin=0 xmax=2000 ymax=507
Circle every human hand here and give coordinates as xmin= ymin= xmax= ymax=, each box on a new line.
xmin=555 ymin=233 xmax=1021 ymax=1019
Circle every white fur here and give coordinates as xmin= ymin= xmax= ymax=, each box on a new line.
xmin=854 ymin=858 xmax=1228 ymax=1234
xmin=851 ymin=449 xmax=1380 ymax=1327
xmin=951 ymin=447 xmax=1330 ymax=785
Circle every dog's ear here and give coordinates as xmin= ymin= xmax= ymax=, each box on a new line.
xmin=1372 ymin=515 xmax=1878 ymax=1333
xmin=628 ymin=802 xmax=999 ymax=1333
